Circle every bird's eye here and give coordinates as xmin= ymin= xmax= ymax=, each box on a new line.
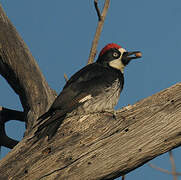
xmin=113 ymin=52 xmax=120 ymax=58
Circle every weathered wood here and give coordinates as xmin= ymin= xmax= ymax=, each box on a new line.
xmin=0 ymin=4 xmax=56 ymax=132
xmin=0 ymin=107 xmax=25 ymax=148
xmin=0 ymin=119 xmax=19 ymax=149
xmin=0 ymin=83 xmax=181 ymax=180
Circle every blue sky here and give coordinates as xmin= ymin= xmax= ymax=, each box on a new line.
xmin=1 ymin=1 xmax=181 ymax=180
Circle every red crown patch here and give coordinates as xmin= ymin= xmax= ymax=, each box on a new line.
xmin=99 ymin=43 xmax=122 ymax=57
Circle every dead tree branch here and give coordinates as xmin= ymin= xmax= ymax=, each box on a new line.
xmin=94 ymin=0 xmax=102 ymax=21
xmin=169 ymin=151 xmax=177 ymax=180
xmin=88 ymin=0 xmax=110 ymax=64
xmin=64 ymin=73 xmax=68 ymax=82
xmin=148 ymin=163 xmax=181 ymax=176
xmin=148 ymin=149 xmax=179 ymax=179
xmin=0 ymin=107 xmax=25 ymax=148
xmin=0 ymin=107 xmax=25 ymax=123
xmin=1 ymin=83 xmax=181 ymax=179
xmin=0 ymin=107 xmax=22 ymax=149
xmin=0 ymin=119 xmax=19 ymax=149
xmin=0 ymin=4 xmax=56 ymax=142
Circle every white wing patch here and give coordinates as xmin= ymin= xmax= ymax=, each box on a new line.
xmin=79 ymin=94 xmax=92 ymax=103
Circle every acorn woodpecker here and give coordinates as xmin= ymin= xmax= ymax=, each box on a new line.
xmin=35 ymin=43 xmax=142 ymax=140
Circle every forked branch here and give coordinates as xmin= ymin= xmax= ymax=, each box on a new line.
xmin=169 ymin=151 xmax=177 ymax=180
xmin=94 ymin=0 xmax=102 ymax=21
xmin=0 ymin=4 xmax=57 ymax=141
xmin=148 ymin=163 xmax=181 ymax=176
xmin=88 ymin=0 xmax=110 ymax=64
xmin=148 ymin=150 xmax=179 ymax=180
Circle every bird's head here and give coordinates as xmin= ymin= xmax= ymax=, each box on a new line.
xmin=96 ymin=43 xmax=142 ymax=73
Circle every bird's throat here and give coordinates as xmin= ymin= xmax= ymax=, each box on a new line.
xmin=109 ymin=59 xmax=125 ymax=73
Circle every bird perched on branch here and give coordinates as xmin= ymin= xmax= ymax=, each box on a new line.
xmin=35 ymin=43 xmax=142 ymax=140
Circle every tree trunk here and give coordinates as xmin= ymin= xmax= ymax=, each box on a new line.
xmin=1 ymin=3 xmax=181 ymax=180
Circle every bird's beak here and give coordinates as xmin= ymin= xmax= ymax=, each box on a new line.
xmin=122 ymin=51 xmax=142 ymax=65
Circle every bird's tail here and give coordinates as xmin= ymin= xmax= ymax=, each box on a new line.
xmin=34 ymin=111 xmax=66 ymax=140
xmin=36 ymin=110 xmax=53 ymax=126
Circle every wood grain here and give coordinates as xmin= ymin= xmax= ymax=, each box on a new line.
xmin=0 ymin=4 xmax=56 ymax=132
xmin=0 ymin=83 xmax=181 ymax=180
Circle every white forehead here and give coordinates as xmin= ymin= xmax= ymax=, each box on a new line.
xmin=118 ymin=48 xmax=127 ymax=54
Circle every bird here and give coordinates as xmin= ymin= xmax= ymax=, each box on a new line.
xmin=34 ymin=43 xmax=142 ymax=140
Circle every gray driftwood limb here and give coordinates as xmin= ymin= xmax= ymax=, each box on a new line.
xmin=0 ymin=83 xmax=181 ymax=180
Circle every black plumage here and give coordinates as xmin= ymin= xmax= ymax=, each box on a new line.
xmin=35 ymin=43 xmax=141 ymax=140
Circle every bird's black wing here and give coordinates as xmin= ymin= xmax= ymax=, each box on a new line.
xmin=35 ymin=63 xmax=122 ymax=140
xmin=51 ymin=62 xmax=120 ymax=111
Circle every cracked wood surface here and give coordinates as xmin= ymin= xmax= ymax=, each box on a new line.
xmin=0 ymin=83 xmax=181 ymax=180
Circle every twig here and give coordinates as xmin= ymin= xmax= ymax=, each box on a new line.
xmin=94 ymin=0 xmax=102 ymax=21
xmin=169 ymin=151 xmax=177 ymax=180
xmin=148 ymin=163 xmax=181 ymax=176
xmin=87 ymin=0 xmax=110 ymax=64
xmin=122 ymin=175 xmax=125 ymax=180
xmin=64 ymin=73 xmax=68 ymax=82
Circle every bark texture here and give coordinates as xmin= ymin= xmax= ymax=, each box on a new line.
xmin=1 ymin=3 xmax=181 ymax=180
xmin=0 ymin=83 xmax=181 ymax=180
xmin=0 ymin=4 xmax=56 ymax=132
